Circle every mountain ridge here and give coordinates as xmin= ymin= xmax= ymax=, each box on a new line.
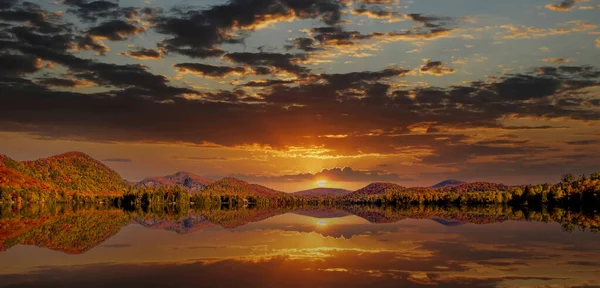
xmin=432 ymin=179 xmax=466 ymax=188
xmin=136 ymin=171 xmax=214 ymax=193
xmin=293 ymin=187 xmax=351 ymax=197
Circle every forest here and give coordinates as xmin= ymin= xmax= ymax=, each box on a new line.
xmin=1 ymin=152 xmax=600 ymax=210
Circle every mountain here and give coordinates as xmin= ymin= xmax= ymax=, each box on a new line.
xmin=431 ymin=179 xmax=466 ymax=188
xmin=292 ymin=188 xmax=351 ymax=197
xmin=136 ymin=172 xmax=214 ymax=192
xmin=345 ymin=182 xmax=404 ymax=198
xmin=0 ymin=152 xmax=129 ymax=197
xmin=201 ymin=177 xmax=287 ymax=197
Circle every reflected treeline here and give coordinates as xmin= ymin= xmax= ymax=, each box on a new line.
xmin=1 ymin=203 xmax=599 ymax=254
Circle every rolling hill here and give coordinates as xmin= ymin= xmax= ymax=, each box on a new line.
xmin=431 ymin=179 xmax=466 ymax=188
xmin=0 ymin=152 xmax=129 ymax=198
xmin=136 ymin=171 xmax=214 ymax=193
xmin=201 ymin=177 xmax=287 ymax=198
xmin=345 ymin=182 xmax=404 ymax=198
xmin=292 ymin=187 xmax=351 ymax=197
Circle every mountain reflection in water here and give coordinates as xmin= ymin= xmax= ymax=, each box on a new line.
xmin=0 ymin=204 xmax=599 ymax=288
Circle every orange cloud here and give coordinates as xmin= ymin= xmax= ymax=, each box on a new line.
xmin=541 ymin=58 xmax=573 ymax=63
xmin=545 ymin=0 xmax=578 ymax=11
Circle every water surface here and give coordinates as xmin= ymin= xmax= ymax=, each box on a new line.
xmin=1 ymin=205 xmax=599 ymax=288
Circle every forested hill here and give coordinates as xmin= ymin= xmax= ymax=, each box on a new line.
xmin=293 ymin=188 xmax=351 ymax=197
xmin=1 ymin=152 xmax=129 ymax=201
xmin=135 ymin=171 xmax=214 ymax=192
xmin=202 ymin=177 xmax=287 ymax=198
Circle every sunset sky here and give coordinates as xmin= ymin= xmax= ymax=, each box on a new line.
xmin=1 ymin=0 xmax=599 ymax=191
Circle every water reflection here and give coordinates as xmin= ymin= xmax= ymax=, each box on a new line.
xmin=0 ymin=204 xmax=599 ymax=287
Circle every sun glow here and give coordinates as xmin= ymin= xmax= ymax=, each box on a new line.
xmin=316 ymin=180 xmax=327 ymax=187
xmin=316 ymin=219 xmax=327 ymax=226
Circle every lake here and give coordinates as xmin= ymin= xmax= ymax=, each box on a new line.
xmin=1 ymin=205 xmax=599 ymax=288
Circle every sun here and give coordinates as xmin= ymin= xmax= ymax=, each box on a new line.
xmin=316 ymin=180 xmax=327 ymax=187
xmin=316 ymin=219 xmax=327 ymax=226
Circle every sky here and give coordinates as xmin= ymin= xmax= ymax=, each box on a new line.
xmin=0 ymin=0 xmax=599 ymax=191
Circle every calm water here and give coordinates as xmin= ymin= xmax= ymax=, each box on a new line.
xmin=1 ymin=205 xmax=599 ymax=288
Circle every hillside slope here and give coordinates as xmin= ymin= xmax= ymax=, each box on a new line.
xmin=136 ymin=172 xmax=214 ymax=192
xmin=345 ymin=182 xmax=404 ymax=198
xmin=1 ymin=152 xmax=129 ymax=200
xmin=431 ymin=179 xmax=466 ymax=188
xmin=202 ymin=177 xmax=287 ymax=198
xmin=293 ymin=188 xmax=351 ymax=197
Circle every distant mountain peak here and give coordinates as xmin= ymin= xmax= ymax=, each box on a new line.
xmin=431 ymin=179 xmax=466 ymax=188
xmin=293 ymin=187 xmax=351 ymax=197
xmin=136 ymin=171 xmax=214 ymax=192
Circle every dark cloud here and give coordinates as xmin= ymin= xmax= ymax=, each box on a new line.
xmin=119 ymin=48 xmax=164 ymax=60
xmin=86 ymin=20 xmax=146 ymax=41
xmin=0 ymin=54 xmax=41 ymax=76
xmin=406 ymin=14 xmax=453 ymax=28
xmin=311 ymin=26 xmax=375 ymax=46
xmin=419 ymin=61 xmax=456 ymax=76
xmin=285 ymin=37 xmax=321 ymax=52
xmin=37 ymin=77 xmax=93 ymax=88
xmin=545 ymin=0 xmax=578 ymax=11
xmin=351 ymin=7 xmax=405 ymax=21
xmin=224 ymin=52 xmax=310 ymax=76
xmin=153 ymin=0 xmax=344 ymax=58
xmin=77 ymin=20 xmax=146 ymax=55
xmin=565 ymin=140 xmax=599 ymax=145
xmin=62 ymin=0 xmax=138 ymax=22
xmin=1 ymin=61 xmax=597 ymax=157
xmin=241 ymin=79 xmax=297 ymax=87
xmin=174 ymin=63 xmax=246 ymax=78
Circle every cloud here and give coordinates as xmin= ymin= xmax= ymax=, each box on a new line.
xmin=499 ymin=21 xmax=596 ymax=40
xmin=119 ymin=48 xmax=163 ymax=60
xmin=153 ymin=0 xmax=344 ymax=58
xmin=173 ymin=156 xmax=228 ymax=161
xmin=103 ymin=158 xmax=133 ymax=163
xmin=564 ymin=140 xmax=599 ymax=145
xmin=0 ymin=54 xmax=41 ymax=76
xmin=224 ymin=52 xmax=310 ymax=76
xmin=37 ymin=77 xmax=96 ymax=88
xmin=545 ymin=0 xmax=578 ymax=11
xmin=0 ymin=0 xmax=599 ymax=182
xmin=62 ymin=0 xmax=123 ymax=22
xmin=174 ymin=63 xmax=246 ymax=78
xmin=541 ymin=58 xmax=573 ymax=63
xmin=351 ymin=7 xmax=406 ymax=22
xmin=77 ymin=20 xmax=146 ymax=55
xmin=419 ymin=61 xmax=456 ymax=76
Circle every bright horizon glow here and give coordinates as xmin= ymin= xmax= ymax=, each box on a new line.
xmin=316 ymin=180 xmax=328 ymax=187
xmin=316 ymin=219 xmax=327 ymax=227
